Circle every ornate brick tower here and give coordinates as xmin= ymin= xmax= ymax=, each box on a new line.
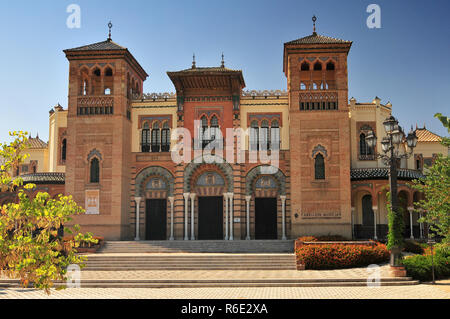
xmin=64 ymin=28 xmax=148 ymax=240
xmin=284 ymin=17 xmax=353 ymax=237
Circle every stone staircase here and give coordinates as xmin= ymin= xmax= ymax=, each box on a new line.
xmin=0 ymin=240 xmax=420 ymax=288
xmin=84 ymin=240 xmax=296 ymax=271
xmin=98 ymin=240 xmax=295 ymax=254
xmin=83 ymin=253 xmax=297 ymax=271
xmin=0 ymin=277 xmax=419 ymax=289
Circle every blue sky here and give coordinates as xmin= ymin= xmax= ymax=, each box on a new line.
xmin=0 ymin=0 xmax=449 ymax=142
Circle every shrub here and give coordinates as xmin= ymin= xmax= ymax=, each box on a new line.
xmin=296 ymin=235 xmax=349 ymax=242
xmin=316 ymin=235 xmax=349 ymax=241
xmin=297 ymin=236 xmax=318 ymax=242
xmin=63 ymin=235 xmax=102 ymax=248
xmin=403 ymin=240 xmax=425 ymax=254
xmin=296 ymin=243 xmax=390 ymax=270
xmin=402 ymin=248 xmax=450 ymax=281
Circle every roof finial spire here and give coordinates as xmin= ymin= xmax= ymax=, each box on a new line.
xmin=312 ymin=15 xmax=317 ymax=35
xmin=192 ymin=53 xmax=196 ymax=69
xmin=221 ymin=52 xmax=225 ymax=68
xmin=108 ymin=21 xmax=113 ymax=41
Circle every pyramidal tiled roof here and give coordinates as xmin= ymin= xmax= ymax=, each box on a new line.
xmin=416 ymin=128 xmax=442 ymax=143
xmin=65 ymin=39 xmax=127 ymax=52
xmin=285 ymin=32 xmax=352 ymax=45
xmin=177 ymin=66 xmax=242 ymax=73
xmin=27 ymin=136 xmax=47 ymax=149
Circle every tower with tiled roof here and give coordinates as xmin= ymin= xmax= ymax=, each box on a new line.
xmin=284 ymin=16 xmax=352 ymax=238
xmin=63 ymin=23 xmax=148 ymax=239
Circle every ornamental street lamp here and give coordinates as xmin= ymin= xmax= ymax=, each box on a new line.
xmin=365 ymin=116 xmax=418 ymax=266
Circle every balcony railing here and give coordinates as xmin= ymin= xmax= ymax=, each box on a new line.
xmin=249 ymin=140 xmax=281 ymax=152
xmin=359 ymin=154 xmax=376 ymax=161
xmin=141 ymin=143 xmax=171 ymax=153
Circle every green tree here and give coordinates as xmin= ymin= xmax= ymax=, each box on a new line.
xmin=413 ymin=114 xmax=450 ymax=244
xmin=386 ymin=190 xmax=404 ymax=251
xmin=0 ymin=131 xmax=96 ymax=294
xmin=434 ymin=113 xmax=450 ymax=147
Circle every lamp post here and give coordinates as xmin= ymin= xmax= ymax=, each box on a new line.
xmin=365 ymin=115 xmax=418 ymax=267
xmin=427 ymin=235 xmax=436 ymax=285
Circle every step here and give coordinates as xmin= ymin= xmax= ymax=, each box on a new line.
xmin=0 ymin=278 xmax=419 ymax=288
xmin=98 ymin=240 xmax=295 ymax=254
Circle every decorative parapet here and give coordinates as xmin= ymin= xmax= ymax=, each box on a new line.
xmin=134 ymin=90 xmax=288 ymax=101
xmin=133 ymin=92 xmax=177 ymax=101
xmin=78 ymin=96 xmax=114 ymax=107
xmin=241 ymin=90 xmax=288 ymax=99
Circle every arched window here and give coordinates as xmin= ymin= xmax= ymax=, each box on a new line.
xmin=359 ymin=133 xmax=367 ymax=155
xmin=270 ymin=120 xmax=280 ymax=150
xmin=314 ymin=154 xmax=325 ymax=180
xmin=314 ymin=62 xmax=322 ymax=71
xmin=260 ymin=120 xmax=270 ymax=150
xmin=90 ymin=158 xmax=100 ymax=183
xmin=210 ymin=115 xmax=219 ymax=141
xmin=301 ymin=62 xmax=310 ymax=71
xmin=250 ymin=120 xmax=259 ymax=151
xmin=200 ymin=116 xmax=209 ymax=147
xmin=105 ymin=67 xmax=113 ymax=76
xmin=300 ymin=82 xmax=307 ymax=90
xmin=92 ymin=68 xmax=101 ymax=95
xmin=161 ymin=122 xmax=170 ymax=152
xmin=141 ymin=122 xmax=150 ymax=152
xmin=82 ymin=80 xmax=89 ymax=95
xmin=326 ymin=62 xmax=335 ymax=71
xmin=359 ymin=133 xmax=373 ymax=158
xmin=151 ymin=122 xmax=161 ymax=152
xmin=61 ymin=139 xmax=67 ymax=162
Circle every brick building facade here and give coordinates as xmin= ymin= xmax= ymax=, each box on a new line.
xmin=1 ymin=27 xmax=447 ymax=241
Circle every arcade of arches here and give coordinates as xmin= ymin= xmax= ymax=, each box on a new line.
xmin=131 ymin=163 xmax=289 ymax=241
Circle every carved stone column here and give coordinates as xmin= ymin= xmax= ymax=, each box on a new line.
xmin=419 ymin=210 xmax=424 ymax=239
xmin=183 ymin=193 xmax=190 ymax=240
xmin=229 ymin=193 xmax=234 ymax=240
xmin=280 ymin=195 xmax=287 ymax=240
xmin=168 ymin=196 xmax=175 ymax=240
xmin=190 ymin=193 xmax=196 ymax=240
xmin=408 ymin=207 xmax=414 ymax=239
xmin=134 ymin=197 xmax=142 ymax=241
xmin=245 ymin=195 xmax=251 ymax=240
xmin=372 ymin=206 xmax=378 ymax=240
xmin=351 ymin=207 xmax=356 ymax=240
xmin=224 ymin=193 xmax=229 ymax=240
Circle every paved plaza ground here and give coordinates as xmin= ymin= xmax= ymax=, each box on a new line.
xmin=0 ymin=282 xmax=449 ymax=299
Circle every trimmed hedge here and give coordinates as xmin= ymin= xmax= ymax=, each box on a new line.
xmin=297 ymin=235 xmax=349 ymax=242
xmin=402 ymin=247 xmax=450 ymax=281
xmin=296 ymin=243 xmax=390 ymax=270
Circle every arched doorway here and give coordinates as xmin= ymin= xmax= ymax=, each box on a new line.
xmin=144 ymin=177 xmax=168 ymax=240
xmin=134 ymin=166 xmax=174 ymax=241
xmin=184 ymin=157 xmax=233 ymax=240
xmin=195 ymin=171 xmax=226 ymax=240
xmin=361 ymin=194 xmax=374 ymax=239
xmin=245 ymin=165 xmax=287 ymax=240
xmin=254 ymin=176 xmax=278 ymax=239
